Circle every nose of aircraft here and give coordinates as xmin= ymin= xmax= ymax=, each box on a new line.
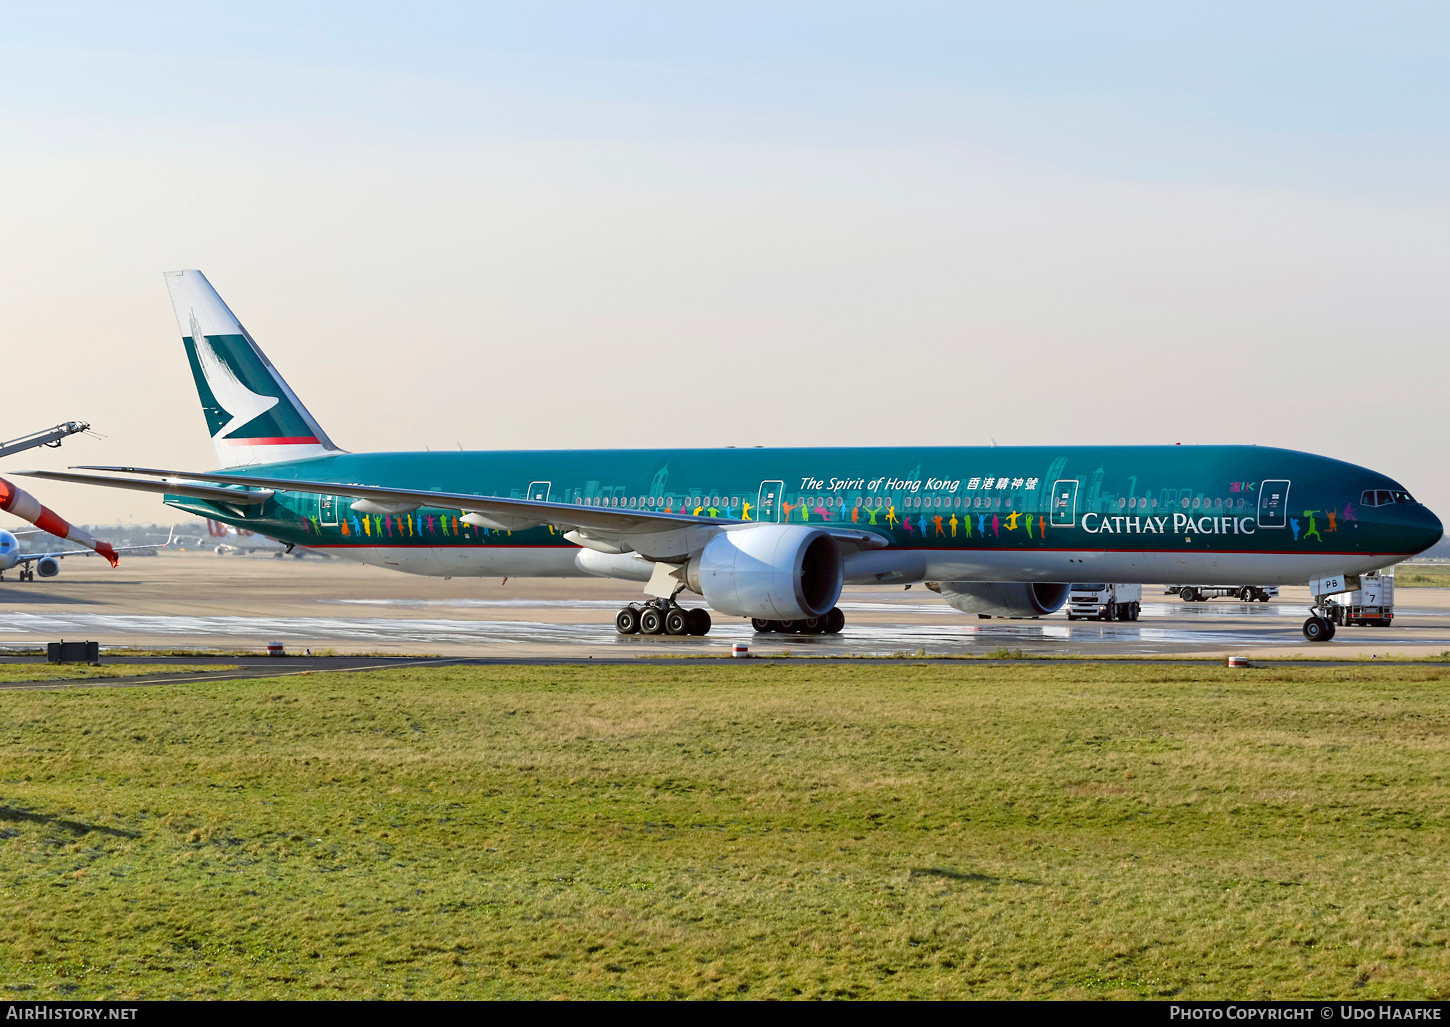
xmin=1411 ymin=503 xmax=1445 ymax=555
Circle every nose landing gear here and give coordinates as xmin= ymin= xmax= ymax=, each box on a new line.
xmin=615 ymin=598 xmax=712 ymax=636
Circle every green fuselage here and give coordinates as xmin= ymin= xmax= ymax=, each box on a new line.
xmin=165 ymin=444 xmax=1441 ymax=585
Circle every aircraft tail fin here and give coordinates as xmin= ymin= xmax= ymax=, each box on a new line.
xmin=164 ymin=270 xmax=342 ymax=469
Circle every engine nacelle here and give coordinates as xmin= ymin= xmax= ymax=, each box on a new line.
xmin=36 ymin=557 xmax=60 ymax=578
xmin=928 ymin=581 xmax=1069 ymax=618
xmin=686 ymin=525 xmax=843 ymax=620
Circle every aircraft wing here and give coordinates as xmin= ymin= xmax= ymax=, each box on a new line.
xmin=18 ymin=470 xmax=273 ymax=505
xmin=20 ymin=531 xmax=173 ymax=564
xmin=25 ymin=466 xmax=888 ymax=550
xmin=42 ymin=465 xmax=735 ymax=533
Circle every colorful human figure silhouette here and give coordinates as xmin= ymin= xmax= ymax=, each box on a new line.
xmin=865 ymin=506 xmax=881 ymax=525
xmin=1302 ymin=510 xmax=1322 ymax=542
xmin=814 ymin=505 xmax=830 ymax=521
xmin=850 ymin=506 xmax=860 ymax=524
xmin=385 ymin=516 xmax=394 ymax=537
xmin=961 ymin=513 xmax=971 ymax=538
xmin=991 ymin=514 xmax=1000 ymax=537
xmin=1326 ymin=509 xmax=1337 ymax=532
xmin=708 ymin=505 xmax=719 ymax=517
xmin=932 ymin=515 xmax=945 ymax=537
xmin=1005 ymin=511 xmax=1021 ymax=532
xmin=1342 ymin=502 xmax=1356 ymax=523
xmin=885 ymin=506 xmax=899 ymax=529
xmin=308 ymin=516 xmax=319 ymax=534
xmin=948 ymin=514 xmax=957 ymax=537
xmin=1290 ymin=517 xmax=1301 ymax=541
xmin=902 ymin=515 xmax=915 ymax=536
xmin=916 ymin=514 xmax=927 ymax=535
xmin=781 ymin=500 xmax=796 ymax=522
xmin=975 ymin=514 xmax=987 ymax=536
xmin=1025 ymin=514 xmax=1034 ymax=539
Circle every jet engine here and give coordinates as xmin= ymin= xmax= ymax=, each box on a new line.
xmin=927 ymin=581 xmax=1069 ymax=618
xmin=36 ymin=557 xmax=60 ymax=578
xmin=686 ymin=525 xmax=843 ymax=620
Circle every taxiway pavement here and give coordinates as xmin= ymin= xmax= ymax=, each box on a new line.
xmin=1 ymin=552 xmax=1446 ymax=660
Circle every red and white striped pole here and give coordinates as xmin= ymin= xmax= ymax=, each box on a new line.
xmin=0 ymin=476 xmax=118 ymax=567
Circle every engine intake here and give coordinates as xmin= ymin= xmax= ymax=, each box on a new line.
xmin=36 ymin=557 xmax=60 ymax=578
xmin=928 ymin=581 xmax=1069 ymax=618
xmin=687 ymin=525 xmax=843 ymax=621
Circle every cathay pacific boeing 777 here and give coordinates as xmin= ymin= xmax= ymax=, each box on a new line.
xmin=21 ymin=271 xmax=1443 ymax=642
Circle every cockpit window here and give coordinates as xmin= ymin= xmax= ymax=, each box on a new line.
xmin=1362 ymin=489 xmax=1416 ymax=507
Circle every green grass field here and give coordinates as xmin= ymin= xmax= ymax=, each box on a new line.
xmin=0 ymin=665 xmax=234 ymax=684
xmin=1 ymin=664 xmax=1448 ymax=1000
xmin=1396 ymin=565 xmax=1450 ymax=588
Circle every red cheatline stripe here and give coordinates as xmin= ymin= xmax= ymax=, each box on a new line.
xmin=217 ymin=436 xmax=321 ymax=446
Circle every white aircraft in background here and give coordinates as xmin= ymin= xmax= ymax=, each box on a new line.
xmin=204 ymin=519 xmax=289 ymax=556
xmin=0 ymin=525 xmax=170 ymax=582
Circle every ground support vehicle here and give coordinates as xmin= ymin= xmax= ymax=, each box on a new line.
xmin=1323 ymin=571 xmax=1394 ymax=628
xmin=1168 ymin=585 xmax=1278 ymax=603
xmin=1066 ymin=583 xmax=1141 ymax=621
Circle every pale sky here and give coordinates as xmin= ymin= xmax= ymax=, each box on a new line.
xmin=2 ymin=3 xmax=1447 ymax=524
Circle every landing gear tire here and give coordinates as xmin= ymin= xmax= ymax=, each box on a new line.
xmin=797 ymin=616 xmax=825 ymax=634
xmin=664 ymin=608 xmax=689 ymax=636
xmin=639 ymin=607 xmax=665 ymax=635
xmin=751 ymin=618 xmax=773 ymax=633
xmin=1303 ymin=616 xmax=1333 ymax=642
xmin=825 ymin=607 xmax=845 ymax=634
xmin=615 ymin=607 xmax=641 ymax=635
xmin=1180 ymin=587 xmax=1199 ymax=603
xmin=1130 ymin=601 xmax=1140 ymax=621
xmin=686 ymin=608 xmax=711 ymax=636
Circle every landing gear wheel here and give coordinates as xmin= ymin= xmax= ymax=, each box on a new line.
xmin=686 ymin=608 xmax=711 ymax=636
xmin=639 ymin=607 xmax=665 ymax=635
xmin=825 ymin=607 xmax=845 ymax=634
xmin=797 ymin=616 xmax=825 ymax=634
xmin=1303 ymin=616 xmax=1332 ymax=642
xmin=765 ymin=620 xmax=787 ymax=633
xmin=751 ymin=617 xmax=774 ymax=633
xmin=615 ymin=607 xmax=640 ymax=635
xmin=1180 ymin=587 xmax=1199 ymax=603
xmin=1130 ymin=601 xmax=1140 ymax=621
xmin=664 ymin=608 xmax=689 ymax=636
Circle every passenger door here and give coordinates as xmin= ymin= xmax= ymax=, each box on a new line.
xmin=757 ymin=481 xmax=784 ymax=523
xmin=1050 ymin=480 xmax=1079 ymax=527
xmin=1258 ymin=480 xmax=1290 ymax=528
xmin=526 ymin=481 xmax=551 ymax=503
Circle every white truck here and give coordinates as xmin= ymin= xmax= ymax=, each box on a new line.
xmin=1066 ymin=583 xmax=1141 ymax=621
xmin=1323 ymin=570 xmax=1394 ymax=627
xmin=1168 ymin=585 xmax=1279 ymax=603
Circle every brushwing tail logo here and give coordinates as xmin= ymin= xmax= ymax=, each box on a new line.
xmin=190 ymin=310 xmax=278 ymax=440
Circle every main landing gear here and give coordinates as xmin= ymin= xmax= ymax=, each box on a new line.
xmin=615 ymin=598 xmax=712 ymax=637
xmin=751 ymin=607 xmax=846 ymax=635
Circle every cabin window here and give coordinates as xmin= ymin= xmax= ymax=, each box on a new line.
xmin=1192 ymin=498 xmax=1201 ymax=508
xmin=1118 ymin=497 xmax=1127 ymax=509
